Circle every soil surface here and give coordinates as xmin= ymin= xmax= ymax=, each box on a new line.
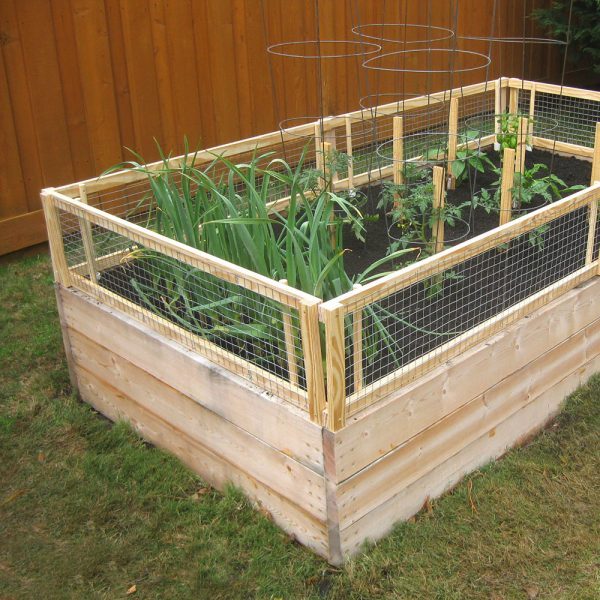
xmin=98 ymin=150 xmax=593 ymax=391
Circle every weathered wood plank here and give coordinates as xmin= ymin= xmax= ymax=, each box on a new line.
xmin=336 ymin=315 xmax=600 ymax=529
xmin=58 ymin=286 xmax=324 ymax=473
xmin=74 ymin=366 xmax=329 ymax=557
xmin=339 ymin=352 xmax=600 ymax=557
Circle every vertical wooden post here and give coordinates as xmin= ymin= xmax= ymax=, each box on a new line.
xmin=41 ymin=190 xmax=71 ymax=286
xmin=528 ymin=84 xmax=536 ymax=150
xmin=78 ymin=183 xmax=99 ymax=282
xmin=393 ymin=116 xmax=404 ymax=186
xmin=515 ymin=117 xmax=528 ymax=175
xmin=322 ymin=303 xmax=346 ymax=431
xmin=431 ymin=166 xmax=445 ymax=253
xmin=299 ymin=299 xmax=326 ymax=424
xmin=323 ymin=141 xmax=336 ymax=247
xmin=508 ymin=86 xmax=519 ymax=115
xmin=324 ymin=126 xmax=338 ymax=186
xmin=345 ymin=116 xmax=354 ymax=188
xmin=585 ymin=123 xmax=600 ymax=266
xmin=393 ymin=116 xmax=404 ymax=209
xmin=494 ymin=78 xmax=506 ymax=151
xmin=500 ymin=148 xmax=516 ymax=225
xmin=447 ymin=97 xmax=459 ymax=190
xmin=351 ymin=284 xmax=363 ymax=393
xmin=314 ymin=123 xmax=324 ymax=192
xmin=280 ymin=280 xmax=299 ymax=387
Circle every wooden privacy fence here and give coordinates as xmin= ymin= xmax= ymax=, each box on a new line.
xmin=42 ymin=77 xmax=600 ymax=430
xmin=1 ymin=0 xmax=559 ymax=255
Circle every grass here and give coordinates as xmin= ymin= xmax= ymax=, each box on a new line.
xmin=1 ymin=251 xmax=599 ymax=600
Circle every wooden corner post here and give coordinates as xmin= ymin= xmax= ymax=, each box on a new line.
xmin=299 ymin=299 xmax=326 ymax=424
xmin=41 ymin=190 xmax=71 ymax=287
xmin=586 ymin=122 xmax=600 ymax=266
xmin=500 ymin=148 xmax=516 ymax=226
xmin=322 ymin=303 xmax=346 ymax=432
xmin=393 ymin=116 xmax=404 ymax=208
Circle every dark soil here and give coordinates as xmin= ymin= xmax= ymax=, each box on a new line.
xmin=97 ymin=150 xmax=593 ymax=393
xmin=342 ymin=149 xmax=591 ymax=279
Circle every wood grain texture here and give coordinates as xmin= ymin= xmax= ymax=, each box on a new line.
xmin=58 ymin=285 xmax=325 ymax=474
xmin=2 ymin=0 xmax=564 ymax=254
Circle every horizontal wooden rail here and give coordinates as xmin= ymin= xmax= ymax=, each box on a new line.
xmin=322 ymin=183 xmax=600 ymax=313
xmin=508 ymin=78 xmax=600 ymax=102
xmin=46 ymin=190 xmax=320 ymax=311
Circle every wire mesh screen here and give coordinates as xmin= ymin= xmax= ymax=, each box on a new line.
xmin=534 ymin=92 xmax=600 ymax=147
xmin=56 ymin=206 xmax=309 ymax=409
xmin=343 ymin=203 xmax=595 ymax=414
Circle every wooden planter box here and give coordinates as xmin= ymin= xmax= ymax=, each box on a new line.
xmin=45 ymin=78 xmax=600 ymax=564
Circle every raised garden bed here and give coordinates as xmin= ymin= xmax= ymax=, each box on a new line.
xmin=43 ymin=78 xmax=600 ymax=564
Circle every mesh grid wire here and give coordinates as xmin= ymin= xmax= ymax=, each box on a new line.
xmin=533 ymin=92 xmax=600 ymax=148
xmin=343 ymin=202 xmax=597 ymax=415
xmin=57 ymin=207 xmax=309 ymax=409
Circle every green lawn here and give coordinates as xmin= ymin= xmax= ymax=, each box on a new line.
xmin=1 ymin=252 xmax=599 ymax=600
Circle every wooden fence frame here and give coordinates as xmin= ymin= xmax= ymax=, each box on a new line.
xmin=44 ymin=77 xmax=600 ymax=431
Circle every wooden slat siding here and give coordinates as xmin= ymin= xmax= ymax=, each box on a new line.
xmin=16 ymin=0 xmax=75 ymax=207
xmin=59 ymin=285 xmax=325 ymax=473
xmin=73 ymin=363 xmax=329 ymax=557
xmin=325 ymin=183 xmax=600 ymax=311
xmin=71 ymin=0 xmax=122 ymax=175
xmin=50 ymin=0 xmax=93 ymax=182
xmin=68 ymin=327 xmax=327 ymax=521
xmin=49 ymin=190 xmax=319 ymax=308
xmin=340 ymin=352 xmax=600 ymax=557
xmin=337 ymin=314 xmax=600 ymax=530
xmin=1 ymin=2 xmax=568 ymax=255
xmin=0 ymin=23 xmax=28 ymax=219
xmin=332 ymin=276 xmax=600 ymax=483
xmin=119 ymin=0 xmax=164 ymax=159
xmin=0 ymin=0 xmax=46 ymax=214
xmin=0 ymin=210 xmax=47 ymax=255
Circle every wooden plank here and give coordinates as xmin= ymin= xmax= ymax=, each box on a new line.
xmin=351 ymin=284 xmax=363 ymax=395
xmin=49 ymin=190 xmax=319 ymax=308
xmin=68 ymin=327 xmax=326 ymax=520
xmin=340 ymin=352 xmax=600 ymax=557
xmin=392 ymin=116 xmax=404 ymax=186
xmin=431 ymin=166 xmax=445 ymax=253
xmin=446 ymin=98 xmax=458 ymax=190
xmin=500 ymin=147 xmax=515 ymax=225
xmin=0 ymin=210 xmax=47 ymax=256
xmin=507 ymin=78 xmax=600 ymax=102
xmin=58 ymin=285 xmax=324 ymax=473
xmin=591 ymin=123 xmax=600 ymax=184
xmin=532 ymin=136 xmax=593 ymax=160
xmin=345 ymin=117 xmax=354 ymax=188
xmin=336 ymin=315 xmax=600 ymax=529
xmin=299 ymin=300 xmax=327 ymax=424
xmin=71 ymin=0 xmax=122 ymax=173
xmin=323 ymin=303 xmax=346 ymax=432
xmin=332 ymin=276 xmax=600 ymax=483
xmin=74 ymin=365 xmax=328 ymax=557
xmin=280 ymin=280 xmax=299 ymax=387
xmin=325 ymin=183 xmax=600 ymax=310
xmin=508 ymin=86 xmax=518 ymax=115
xmin=515 ymin=116 xmax=528 ymax=174
xmin=76 ymin=184 xmax=98 ymax=282
xmin=41 ymin=193 xmax=70 ymax=285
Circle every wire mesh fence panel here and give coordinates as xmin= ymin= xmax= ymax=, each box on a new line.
xmin=55 ymin=205 xmax=311 ymax=410
xmin=534 ymin=92 xmax=600 ymax=147
xmin=343 ymin=201 xmax=595 ymax=415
